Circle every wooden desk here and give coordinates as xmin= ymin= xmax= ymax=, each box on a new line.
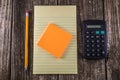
xmin=0 ymin=0 xmax=120 ymax=80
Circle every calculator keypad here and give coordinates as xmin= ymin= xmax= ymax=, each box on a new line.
xmin=84 ymin=30 xmax=106 ymax=59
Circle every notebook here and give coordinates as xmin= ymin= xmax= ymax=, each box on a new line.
xmin=33 ymin=6 xmax=77 ymax=74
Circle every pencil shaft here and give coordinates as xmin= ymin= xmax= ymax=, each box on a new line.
xmin=25 ymin=12 xmax=29 ymax=70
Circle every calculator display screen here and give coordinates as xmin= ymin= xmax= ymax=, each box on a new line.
xmin=87 ymin=25 xmax=101 ymax=28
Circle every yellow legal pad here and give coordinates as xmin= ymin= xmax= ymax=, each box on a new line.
xmin=33 ymin=6 xmax=77 ymax=74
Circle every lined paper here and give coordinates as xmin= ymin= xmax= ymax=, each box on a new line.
xmin=33 ymin=6 xmax=77 ymax=74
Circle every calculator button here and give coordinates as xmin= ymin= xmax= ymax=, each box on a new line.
xmin=92 ymin=45 xmax=94 ymax=47
xmin=96 ymin=31 xmax=100 ymax=34
xmin=86 ymin=45 xmax=90 ymax=47
xmin=86 ymin=36 xmax=89 ymax=38
xmin=86 ymin=40 xmax=90 ymax=42
xmin=102 ymin=45 xmax=104 ymax=47
xmin=97 ymin=54 xmax=100 ymax=56
xmin=91 ymin=36 xmax=94 ymax=38
xmin=86 ymin=31 xmax=89 ymax=34
xmin=91 ymin=31 xmax=94 ymax=34
xmin=96 ymin=40 xmax=100 ymax=43
xmin=97 ymin=45 xmax=100 ymax=47
xmin=87 ymin=53 xmax=90 ymax=56
xmin=96 ymin=35 xmax=100 ymax=38
xmin=92 ymin=53 xmax=95 ymax=56
xmin=86 ymin=49 xmax=90 ymax=51
xmin=101 ymin=35 xmax=104 ymax=38
xmin=101 ymin=40 xmax=104 ymax=42
xmin=92 ymin=49 xmax=95 ymax=52
xmin=97 ymin=49 xmax=100 ymax=52
xmin=102 ymin=51 xmax=105 ymax=54
xmin=91 ymin=40 xmax=95 ymax=43
xmin=101 ymin=31 xmax=105 ymax=34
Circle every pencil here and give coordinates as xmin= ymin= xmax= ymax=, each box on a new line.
xmin=25 ymin=10 xmax=29 ymax=70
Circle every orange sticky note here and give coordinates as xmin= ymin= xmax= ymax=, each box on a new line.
xmin=37 ymin=23 xmax=72 ymax=58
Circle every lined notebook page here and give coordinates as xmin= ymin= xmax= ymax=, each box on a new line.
xmin=33 ymin=6 xmax=77 ymax=74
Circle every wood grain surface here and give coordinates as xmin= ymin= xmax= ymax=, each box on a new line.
xmin=0 ymin=0 xmax=120 ymax=80
xmin=105 ymin=0 xmax=120 ymax=80
xmin=0 ymin=0 xmax=12 ymax=80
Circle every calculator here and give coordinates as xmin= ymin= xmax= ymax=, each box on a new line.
xmin=82 ymin=20 xmax=107 ymax=59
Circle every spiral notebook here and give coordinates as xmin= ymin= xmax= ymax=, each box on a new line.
xmin=33 ymin=6 xmax=77 ymax=74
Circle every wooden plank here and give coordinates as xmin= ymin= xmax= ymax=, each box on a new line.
xmin=77 ymin=0 xmax=106 ymax=80
xmin=10 ymin=0 xmax=26 ymax=80
xmin=0 ymin=0 xmax=12 ymax=80
xmin=104 ymin=0 xmax=120 ymax=80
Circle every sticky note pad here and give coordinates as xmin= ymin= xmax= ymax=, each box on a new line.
xmin=37 ymin=23 xmax=72 ymax=58
xmin=33 ymin=6 xmax=77 ymax=74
